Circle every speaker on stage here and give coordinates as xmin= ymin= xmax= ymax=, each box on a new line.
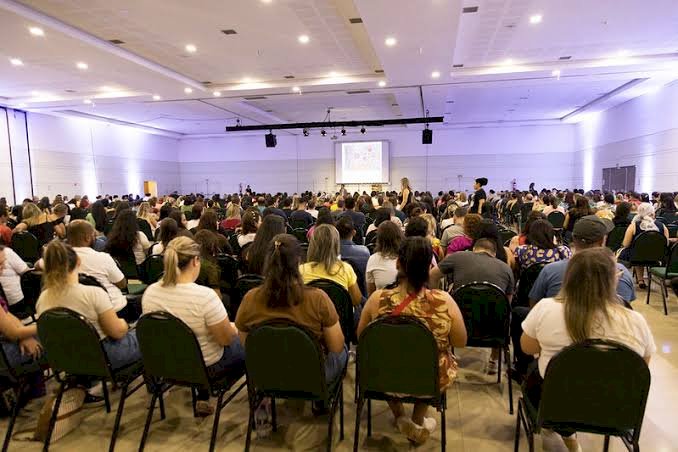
xmin=422 ymin=128 xmax=433 ymax=144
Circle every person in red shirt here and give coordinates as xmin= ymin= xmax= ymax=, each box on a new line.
xmin=0 ymin=207 xmax=12 ymax=246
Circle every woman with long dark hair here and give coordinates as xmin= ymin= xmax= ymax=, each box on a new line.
xmin=512 ymin=219 xmax=571 ymax=272
xmin=358 ymin=237 xmax=467 ymax=445
xmin=105 ymin=210 xmax=150 ymax=265
xmin=87 ymin=200 xmax=108 ymax=234
xmin=151 ymin=218 xmax=178 ymax=255
xmin=521 ymin=247 xmax=655 ymax=452
xmin=235 ymin=233 xmax=347 ymax=383
xmin=242 ymin=214 xmax=286 ymax=275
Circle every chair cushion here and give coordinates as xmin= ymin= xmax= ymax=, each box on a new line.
xmin=650 ymin=267 xmax=678 ymax=279
xmin=127 ymin=283 xmax=148 ymax=295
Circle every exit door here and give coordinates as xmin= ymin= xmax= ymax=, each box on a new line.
xmin=602 ymin=166 xmax=635 ymax=192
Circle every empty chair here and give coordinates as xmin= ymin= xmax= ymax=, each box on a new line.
xmin=10 ymin=231 xmax=40 ymax=264
xmin=230 ymin=273 xmax=264 ymax=319
xmin=515 ymin=263 xmax=546 ymax=308
xmin=621 ymin=231 xmax=668 ymax=304
xmin=606 ymin=225 xmax=627 ymax=252
xmin=515 ymin=340 xmax=651 ymax=452
xmin=546 ymin=211 xmax=565 ymax=229
xmin=453 ymin=282 xmax=514 ymax=413
xmin=649 ymin=242 xmax=678 ymax=315
xmin=243 ymin=320 xmax=347 ymax=452
xmin=37 ymin=308 xmax=144 ymax=452
xmin=136 ymin=312 xmax=246 ymax=452
xmin=139 ymin=254 xmax=164 ymax=285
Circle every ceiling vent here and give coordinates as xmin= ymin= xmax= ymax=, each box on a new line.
xmin=284 ymin=75 xmax=295 ymax=79
xmin=349 ymin=17 xmax=363 ymax=24
xmin=559 ymin=56 xmax=572 ymax=60
xmin=108 ymin=39 xmax=125 ymax=45
xmin=202 ymin=81 xmax=212 ymax=85
xmin=244 ymin=96 xmax=268 ymax=100
xmin=221 ymin=29 xmax=237 ymax=35
xmin=446 ymin=100 xmax=455 ymax=104
xmin=374 ymin=69 xmax=384 ymax=73
xmin=65 ymin=89 xmax=77 ymax=93
xmin=453 ymin=64 xmax=464 ymax=68
xmin=346 ymin=90 xmax=370 ymax=94
xmin=462 ymin=6 xmax=479 ymax=13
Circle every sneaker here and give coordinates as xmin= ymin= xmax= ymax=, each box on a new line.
xmin=195 ymin=401 xmax=214 ymax=417
xmin=487 ymin=359 xmax=498 ymax=375
xmin=422 ymin=417 xmax=437 ymax=433
xmin=396 ymin=417 xmax=430 ymax=445
xmin=83 ymin=393 xmax=105 ymax=407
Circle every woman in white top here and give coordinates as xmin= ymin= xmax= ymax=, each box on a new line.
xmin=137 ymin=201 xmax=158 ymax=231
xmin=105 ymin=210 xmax=151 ymax=265
xmin=142 ymin=237 xmax=244 ymax=416
xmin=151 ymin=218 xmax=179 ymax=255
xmin=237 ymin=210 xmax=260 ymax=247
xmin=541 ymin=195 xmax=566 ymax=217
xmin=37 ymin=241 xmax=140 ymax=370
xmin=521 ymin=247 xmax=655 ymax=452
xmin=0 ymin=245 xmax=30 ymax=308
xmin=366 ymin=221 xmax=403 ymax=295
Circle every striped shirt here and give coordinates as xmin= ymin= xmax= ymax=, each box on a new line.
xmin=142 ymin=282 xmax=228 ymax=365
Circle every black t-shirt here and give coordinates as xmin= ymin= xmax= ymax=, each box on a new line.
xmin=289 ymin=210 xmax=314 ymax=227
xmin=469 ymin=189 xmax=486 ymax=214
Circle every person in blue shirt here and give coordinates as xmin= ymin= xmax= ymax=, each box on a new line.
xmin=336 ymin=215 xmax=370 ymax=284
xmin=512 ymin=215 xmax=636 ymax=377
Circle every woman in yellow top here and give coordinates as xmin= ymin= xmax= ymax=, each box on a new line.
xmin=299 ymin=224 xmax=362 ymax=306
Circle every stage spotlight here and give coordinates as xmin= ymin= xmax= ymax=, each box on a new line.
xmin=360 ymin=127 xmax=366 ymax=134
xmin=265 ymin=130 xmax=277 ymax=148
xmin=422 ymin=125 xmax=432 ymax=144
xmin=321 ymin=129 xmax=326 ymax=137
xmin=341 ymin=128 xmax=346 ymax=136
xmin=303 ymin=128 xmax=309 ymax=136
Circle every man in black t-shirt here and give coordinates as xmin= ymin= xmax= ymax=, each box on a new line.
xmin=469 ymin=177 xmax=487 ymax=214
xmin=289 ymin=197 xmax=314 ymax=228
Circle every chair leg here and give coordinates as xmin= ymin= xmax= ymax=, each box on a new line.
xmin=208 ymin=392 xmax=225 ymax=452
xmin=271 ymin=397 xmax=277 ymax=432
xmin=353 ymin=397 xmax=364 ymax=452
xmin=158 ymin=390 xmax=166 ymax=420
xmin=646 ymin=268 xmax=652 ymax=305
xmin=43 ymin=380 xmax=67 ymax=452
xmin=514 ymin=403 xmax=521 ymax=452
xmin=326 ymin=401 xmax=334 ymax=452
xmin=440 ymin=402 xmax=446 ymax=452
xmin=506 ymin=346 xmax=514 ymax=415
xmin=245 ymin=395 xmax=255 ymax=452
xmin=3 ymin=386 xmax=22 ymax=452
xmin=190 ymin=387 xmax=197 ymax=418
xmin=339 ymin=386 xmax=345 ymax=441
xmin=660 ymin=277 xmax=668 ymax=315
xmin=138 ymin=392 xmax=158 ymax=452
xmin=367 ymin=398 xmax=372 ymax=437
xmin=109 ymin=382 xmax=129 ymax=452
xmin=603 ymin=435 xmax=610 ymax=452
xmin=102 ymin=380 xmax=111 ymax=413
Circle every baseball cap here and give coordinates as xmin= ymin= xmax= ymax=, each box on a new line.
xmin=572 ymin=215 xmax=614 ymax=244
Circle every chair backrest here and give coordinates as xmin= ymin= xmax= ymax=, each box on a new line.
xmin=140 ymin=254 xmax=165 ymax=285
xmin=79 ymin=274 xmax=108 ymax=292
xmin=103 ymin=218 xmax=115 ymax=237
xmin=136 ymin=311 xmax=211 ymax=388
xmin=499 ymin=228 xmax=517 ymax=246
xmin=11 ymin=231 xmax=40 ymax=263
xmin=307 ymin=278 xmax=355 ymax=344
xmin=667 ymin=224 xmax=678 ymax=239
xmin=357 ymin=315 xmax=439 ymax=397
xmin=453 ymin=282 xmax=510 ymax=348
xmin=114 ymin=252 xmax=140 ymax=279
xmin=364 ymin=230 xmax=378 ymax=246
xmin=0 ymin=339 xmax=19 ymax=381
xmin=245 ymin=320 xmax=327 ymax=400
xmin=20 ymin=270 xmax=42 ymax=312
xmin=546 ymin=211 xmax=565 ymax=229
xmin=37 ymin=307 xmax=111 ymax=378
xmin=520 ymin=203 xmax=534 ymax=219
xmin=299 ymin=242 xmax=309 ymax=263
xmin=216 ymin=253 xmax=239 ymax=290
xmin=289 ymin=218 xmax=309 ymax=230
xmin=629 ymin=231 xmax=667 ymax=265
xmin=292 ymin=228 xmax=309 ymax=244
xmin=606 ymin=226 xmax=627 ymax=252
xmin=515 ymin=263 xmax=545 ymax=308
xmin=137 ymin=218 xmax=153 ymax=241
xmin=664 ymin=243 xmax=678 ymax=277
xmin=366 ymin=242 xmax=376 ymax=255
xmin=230 ymin=274 xmax=265 ymax=318
xmin=539 ymin=339 xmax=650 ymax=437
xmin=229 ymin=233 xmax=241 ymax=255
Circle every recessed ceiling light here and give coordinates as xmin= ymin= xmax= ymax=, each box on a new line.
xmin=213 ymin=91 xmax=222 ymax=97
xmin=9 ymin=58 xmax=23 ymax=66
xmin=501 ymin=58 xmax=514 ymax=65
xmin=76 ymin=62 xmax=88 ymax=70
xmin=292 ymin=86 xmax=301 ymax=92
xmin=529 ymin=14 xmax=542 ymax=24
xmin=431 ymin=71 xmax=441 ymax=79
xmin=462 ymin=6 xmax=479 ymax=13
xmin=83 ymin=99 xmax=92 ymax=104
xmin=617 ymin=49 xmax=630 ymax=57
xmin=298 ymin=35 xmax=310 ymax=44
xmin=551 ymin=69 xmax=562 ymax=77
xmin=184 ymin=87 xmax=193 ymax=94
xmin=385 ymin=37 xmax=397 ymax=47
xmin=260 ymin=0 xmax=272 ymax=3
xmin=29 ymin=26 xmax=44 ymax=36
xmin=185 ymin=44 xmax=197 ymax=53
xmin=18 ymin=103 xmax=27 ymax=108
xmin=152 ymin=95 xmax=161 ymax=101
xmin=378 ymin=80 xmax=386 ymax=87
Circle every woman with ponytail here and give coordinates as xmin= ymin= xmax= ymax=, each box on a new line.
xmin=37 ymin=241 xmax=141 ymax=370
xmin=619 ymin=202 xmax=669 ymax=288
xmin=141 ymin=236 xmax=243 ymax=416
xmin=236 ymin=234 xmax=347 ymax=385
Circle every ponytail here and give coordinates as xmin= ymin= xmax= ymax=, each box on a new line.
xmin=161 ymin=236 xmax=200 ymax=287
xmin=43 ymin=240 xmax=78 ymax=294
xmin=261 ymin=234 xmax=304 ymax=308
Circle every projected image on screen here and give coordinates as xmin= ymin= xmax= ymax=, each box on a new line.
xmin=335 ymin=141 xmax=390 ymax=184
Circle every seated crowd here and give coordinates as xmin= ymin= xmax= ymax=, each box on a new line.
xmin=0 ymin=185 xmax=676 ymax=450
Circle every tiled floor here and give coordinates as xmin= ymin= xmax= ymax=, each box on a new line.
xmin=3 ymin=288 xmax=678 ymax=451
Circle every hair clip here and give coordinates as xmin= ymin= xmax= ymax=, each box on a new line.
xmin=274 ymin=240 xmax=281 ymax=251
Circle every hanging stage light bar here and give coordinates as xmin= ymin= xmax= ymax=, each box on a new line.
xmin=225 ymin=116 xmax=443 ymax=132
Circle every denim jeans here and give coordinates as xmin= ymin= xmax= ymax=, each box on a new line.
xmin=325 ymin=346 xmax=348 ymax=385
xmin=101 ymin=330 xmax=142 ymax=371
xmin=197 ymin=337 xmax=246 ymax=400
xmin=0 ymin=340 xmax=42 ymax=374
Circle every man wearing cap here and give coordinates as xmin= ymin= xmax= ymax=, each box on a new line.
xmin=510 ymin=215 xmax=636 ymax=379
xmin=469 ymin=177 xmax=487 ymax=215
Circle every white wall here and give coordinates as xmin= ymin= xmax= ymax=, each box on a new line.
xmin=26 ymin=113 xmax=181 ymax=198
xmin=178 ymin=125 xmax=577 ymax=195
xmin=574 ymin=80 xmax=678 ymax=193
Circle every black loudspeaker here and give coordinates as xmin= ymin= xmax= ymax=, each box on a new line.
xmin=265 ymin=132 xmax=277 ymax=148
xmin=422 ymin=128 xmax=433 ymax=144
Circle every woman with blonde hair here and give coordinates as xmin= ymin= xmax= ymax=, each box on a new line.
xmin=420 ymin=213 xmax=444 ymax=261
xmin=619 ymin=202 xmax=669 ymax=288
xmin=300 ymin=224 xmax=362 ymax=306
xmin=13 ymin=202 xmax=56 ymax=248
xmin=141 ymin=236 xmax=243 ymax=416
xmin=219 ymin=203 xmax=241 ymax=230
xmin=399 ymin=177 xmax=413 ymax=211
xmin=521 ymin=247 xmax=655 ymax=452
xmin=36 ymin=241 xmax=140 ymax=370
xmin=137 ymin=201 xmax=158 ymax=230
